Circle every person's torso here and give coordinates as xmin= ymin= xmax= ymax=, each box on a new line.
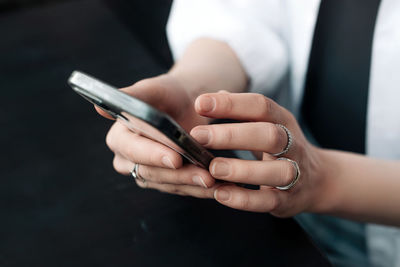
xmin=281 ymin=1 xmax=400 ymax=266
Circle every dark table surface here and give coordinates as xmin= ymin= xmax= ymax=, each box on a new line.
xmin=0 ymin=1 xmax=331 ymax=266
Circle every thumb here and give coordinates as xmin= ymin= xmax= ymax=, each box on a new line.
xmin=95 ymin=74 xmax=174 ymax=120
xmin=121 ymin=75 xmax=170 ymax=109
xmin=121 ymin=74 xmax=189 ymax=119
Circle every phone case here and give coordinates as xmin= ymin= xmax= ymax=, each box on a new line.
xmin=68 ymin=71 xmax=214 ymax=169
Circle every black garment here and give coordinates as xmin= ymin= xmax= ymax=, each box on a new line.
xmin=302 ymin=0 xmax=381 ymax=154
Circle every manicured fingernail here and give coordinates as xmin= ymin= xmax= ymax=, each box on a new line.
xmin=199 ymin=96 xmax=215 ymax=112
xmin=211 ymin=161 xmax=230 ymax=177
xmin=215 ymin=189 xmax=230 ymax=201
xmin=162 ymin=156 xmax=176 ymax=169
xmin=193 ymin=175 xmax=208 ymax=188
xmin=191 ymin=129 xmax=210 ymax=145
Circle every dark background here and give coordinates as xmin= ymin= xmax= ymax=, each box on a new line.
xmin=0 ymin=0 xmax=76 ymax=12
xmin=0 ymin=0 xmax=330 ymax=266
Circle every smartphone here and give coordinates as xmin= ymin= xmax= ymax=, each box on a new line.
xmin=68 ymin=71 xmax=214 ymax=169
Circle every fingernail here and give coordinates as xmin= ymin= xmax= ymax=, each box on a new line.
xmin=215 ymin=189 xmax=230 ymax=201
xmin=162 ymin=156 xmax=176 ymax=169
xmin=199 ymin=96 xmax=215 ymax=112
xmin=191 ymin=129 xmax=210 ymax=145
xmin=211 ymin=161 xmax=230 ymax=177
xmin=193 ymin=175 xmax=208 ymax=188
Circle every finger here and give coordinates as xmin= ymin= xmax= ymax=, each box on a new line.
xmin=139 ymin=164 xmax=215 ymax=188
xmin=209 ymin=158 xmax=297 ymax=187
xmin=120 ymin=75 xmax=189 ymax=119
xmin=214 ymin=184 xmax=287 ymax=213
xmin=94 ymin=76 xmax=171 ymax=119
xmin=138 ymin=164 xmax=214 ymax=188
xmin=106 ymin=122 xmax=182 ymax=169
xmin=94 ymin=106 xmax=115 ymax=120
xmin=113 ymin=153 xmax=215 ymax=188
xmin=195 ymin=93 xmax=289 ymax=124
xmin=112 ymin=153 xmax=133 ymax=175
xmin=137 ymin=180 xmax=218 ymax=199
xmin=121 ymin=79 xmax=168 ymax=109
xmin=191 ymin=122 xmax=288 ymax=154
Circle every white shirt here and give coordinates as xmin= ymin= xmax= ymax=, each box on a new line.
xmin=166 ymin=1 xmax=400 ymax=266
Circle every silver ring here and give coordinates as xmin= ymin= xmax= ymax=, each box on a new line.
xmin=275 ymin=158 xmax=300 ymax=191
xmin=130 ymin=163 xmax=146 ymax=184
xmin=271 ymin=124 xmax=293 ymax=157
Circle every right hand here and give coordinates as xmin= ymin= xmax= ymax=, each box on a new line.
xmin=97 ymin=74 xmax=217 ymax=197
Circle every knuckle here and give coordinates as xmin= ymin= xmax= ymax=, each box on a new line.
xmin=265 ymin=99 xmax=274 ymax=116
xmin=136 ymin=180 xmax=146 ymax=188
xmin=179 ymin=171 xmax=193 ymax=185
xmin=257 ymin=95 xmax=272 ymax=117
xmin=105 ymin=128 xmax=115 ymax=151
xmin=248 ymin=167 xmax=256 ymax=181
xmin=233 ymin=160 xmax=251 ymax=180
xmin=222 ymin=94 xmax=233 ymax=113
xmin=167 ymin=185 xmax=181 ymax=195
xmin=269 ymin=193 xmax=281 ymax=211
xmin=140 ymin=165 xmax=155 ymax=182
xmin=154 ymin=184 xmax=167 ymax=193
xmin=125 ymin=147 xmax=137 ymax=163
xmin=280 ymin=161 xmax=295 ymax=186
xmin=267 ymin=124 xmax=281 ymax=147
xmin=176 ymin=176 xmax=187 ymax=185
xmin=286 ymin=111 xmax=296 ymax=122
xmin=255 ymin=93 xmax=266 ymax=103
xmin=165 ymin=169 xmax=183 ymax=185
xmin=236 ymin=192 xmax=251 ymax=210
xmin=112 ymin=156 xmax=124 ymax=174
xmin=222 ymin=126 xmax=235 ymax=146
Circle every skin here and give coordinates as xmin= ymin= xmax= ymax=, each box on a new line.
xmin=98 ymin=38 xmax=400 ymax=226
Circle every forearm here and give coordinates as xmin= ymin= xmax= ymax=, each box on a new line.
xmin=168 ymin=38 xmax=248 ymax=101
xmin=315 ymin=149 xmax=400 ymax=226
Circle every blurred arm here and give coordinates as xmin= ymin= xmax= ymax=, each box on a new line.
xmin=316 ymin=150 xmax=400 ymax=226
xmin=167 ymin=0 xmax=289 ymax=96
xmin=168 ymin=38 xmax=248 ymax=100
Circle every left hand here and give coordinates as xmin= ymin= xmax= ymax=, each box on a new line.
xmin=190 ymin=92 xmax=326 ymax=218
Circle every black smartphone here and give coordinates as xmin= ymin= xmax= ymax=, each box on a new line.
xmin=68 ymin=71 xmax=214 ymax=169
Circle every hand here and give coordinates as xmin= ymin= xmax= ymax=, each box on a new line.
xmin=97 ymin=74 xmax=217 ymax=196
xmin=190 ymin=92 xmax=326 ymax=217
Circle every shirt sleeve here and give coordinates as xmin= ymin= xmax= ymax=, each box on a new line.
xmin=166 ymin=0 xmax=289 ymax=94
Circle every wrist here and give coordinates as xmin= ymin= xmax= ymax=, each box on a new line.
xmin=306 ymin=147 xmax=341 ymax=214
xmin=167 ymin=38 xmax=248 ymax=100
